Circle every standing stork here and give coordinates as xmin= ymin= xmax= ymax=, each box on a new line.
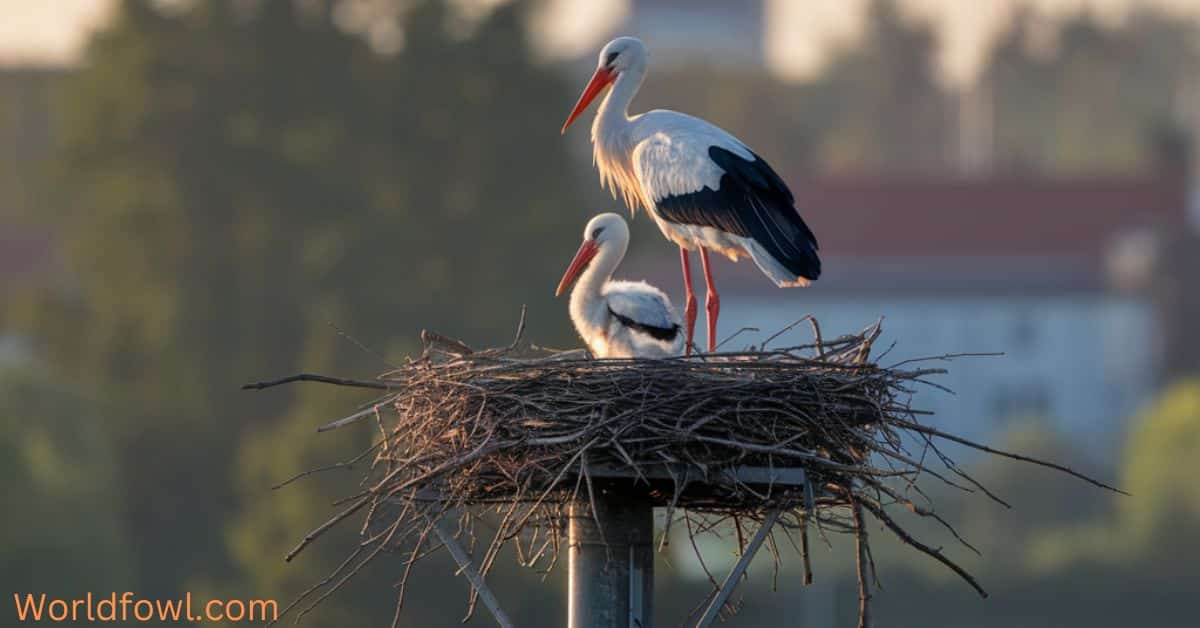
xmin=556 ymin=213 xmax=685 ymax=359
xmin=561 ymin=36 xmax=821 ymax=354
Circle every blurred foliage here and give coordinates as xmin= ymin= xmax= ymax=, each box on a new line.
xmin=7 ymin=0 xmax=584 ymax=622
xmin=0 ymin=367 xmax=133 ymax=594
xmin=1119 ymin=378 xmax=1200 ymax=543
xmin=986 ymin=7 xmax=1199 ymax=175
xmin=815 ymin=0 xmax=949 ymax=173
xmin=0 ymin=69 xmax=58 ymax=224
xmin=865 ymin=421 xmax=1112 ymax=585
xmin=1029 ymin=379 xmax=1200 ymax=575
xmin=865 ymin=386 xmax=1200 ymax=627
xmin=779 ymin=393 xmax=1198 ymax=627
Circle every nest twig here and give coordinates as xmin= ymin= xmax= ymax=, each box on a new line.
xmin=246 ymin=312 xmax=1121 ymax=627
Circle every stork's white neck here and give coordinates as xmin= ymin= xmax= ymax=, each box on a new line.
xmin=592 ymin=66 xmax=643 ymax=140
xmin=591 ymin=66 xmax=647 ymax=210
xmin=569 ymin=236 xmax=628 ymax=345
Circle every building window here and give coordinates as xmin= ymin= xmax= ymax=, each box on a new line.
xmin=1012 ymin=312 xmax=1036 ymax=352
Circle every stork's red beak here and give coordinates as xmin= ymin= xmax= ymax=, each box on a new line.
xmin=561 ymin=67 xmax=615 ymax=134
xmin=555 ymin=239 xmax=600 ymax=296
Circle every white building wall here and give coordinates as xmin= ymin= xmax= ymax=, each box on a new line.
xmin=719 ymin=294 xmax=1156 ymax=453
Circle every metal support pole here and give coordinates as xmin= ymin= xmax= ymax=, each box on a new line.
xmin=568 ymin=481 xmax=654 ymax=628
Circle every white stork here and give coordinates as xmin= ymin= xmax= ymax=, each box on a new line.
xmin=556 ymin=213 xmax=685 ymax=358
xmin=561 ymin=36 xmax=821 ymax=354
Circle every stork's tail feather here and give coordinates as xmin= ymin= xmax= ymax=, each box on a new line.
xmin=743 ymin=238 xmax=820 ymax=288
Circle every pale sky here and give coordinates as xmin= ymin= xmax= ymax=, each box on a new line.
xmin=2 ymin=0 xmax=1198 ymax=85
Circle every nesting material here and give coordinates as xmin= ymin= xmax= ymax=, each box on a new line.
xmin=248 ymin=314 xmax=1120 ymax=626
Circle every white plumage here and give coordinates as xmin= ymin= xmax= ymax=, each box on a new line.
xmin=555 ymin=213 xmax=685 ymax=359
xmin=562 ymin=37 xmax=821 ymax=354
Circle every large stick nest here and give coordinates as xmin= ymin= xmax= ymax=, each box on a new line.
xmin=247 ymin=313 xmax=1120 ymax=626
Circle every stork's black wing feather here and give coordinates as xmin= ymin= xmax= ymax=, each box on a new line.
xmin=607 ymin=306 xmax=680 ymax=342
xmin=654 ymin=146 xmax=820 ymax=281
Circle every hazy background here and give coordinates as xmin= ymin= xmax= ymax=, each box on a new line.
xmin=2 ymin=0 xmax=1199 ymax=626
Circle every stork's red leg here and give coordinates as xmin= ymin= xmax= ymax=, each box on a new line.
xmin=700 ymin=247 xmax=720 ymax=352
xmin=680 ymin=246 xmax=697 ymax=356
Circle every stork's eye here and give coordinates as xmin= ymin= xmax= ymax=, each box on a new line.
xmin=591 ymin=227 xmax=604 ymax=239
xmin=604 ymin=52 xmax=619 ymax=67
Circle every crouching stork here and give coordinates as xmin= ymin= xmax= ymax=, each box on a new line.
xmin=556 ymin=213 xmax=685 ymax=358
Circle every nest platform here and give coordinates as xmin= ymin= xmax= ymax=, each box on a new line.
xmin=245 ymin=314 xmax=1120 ymax=626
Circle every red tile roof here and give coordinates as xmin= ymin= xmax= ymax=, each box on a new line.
xmin=793 ymin=175 xmax=1189 ymax=260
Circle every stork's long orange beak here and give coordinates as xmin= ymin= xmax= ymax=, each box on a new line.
xmin=561 ymin=67 xmax=615 ymax=134
xmin=555 ymin=239 xmax=600 ymax=296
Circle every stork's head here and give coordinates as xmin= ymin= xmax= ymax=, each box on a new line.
xmin=555 ymin=213 xmax=630 ymax=296
xmin=561 ymin=37 xmax=648 ymax=134
xmin=597 ymin=37 xmax=647 ymax=75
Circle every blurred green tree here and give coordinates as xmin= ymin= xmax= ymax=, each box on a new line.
xmin=0 ymin=68 xmax=61 ymax=224
xmin=984 ymin=8 xmax=1200 ymax=174
xmin=0 ymin=367 xmax=134 ymax=594
xmin=1029 ymin=379 xmax=1200 ymax=576
xmin=13 ymin=0 xmax=584 ymax=620
xmin=815 ymin=0 xmax=950 ymax=174
xmin=1119 ymin=379 xmax=1200 ymax=543
xmin=862 ymin=420 xmax=1109 ymax=587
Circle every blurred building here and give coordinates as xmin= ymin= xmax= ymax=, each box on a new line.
xmin=629 ymin=175 xmax=1191 ymax=454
